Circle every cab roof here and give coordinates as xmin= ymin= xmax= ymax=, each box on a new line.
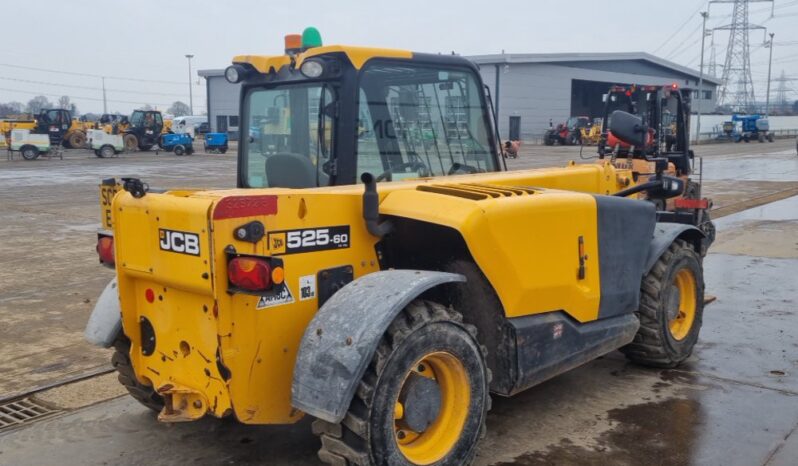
xmin=233 ymin=45 xmax=414 ymax=74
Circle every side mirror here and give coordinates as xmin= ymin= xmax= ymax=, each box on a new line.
xmin=608 ymin=110 xmax=646 ymax=147
xmin=649 ymin=175 xmax=684 ymax=199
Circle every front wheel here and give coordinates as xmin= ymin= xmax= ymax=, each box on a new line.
xmin=314 ymin=301 xmax=490 ymax=466
xmin=123 ymin=134 xmax=138 ymax=152
xmin=622 ymin=240 xmax=704 ymax=368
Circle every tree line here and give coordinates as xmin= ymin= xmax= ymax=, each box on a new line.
xmin=0 ymin=96 xmax=195 ymax=118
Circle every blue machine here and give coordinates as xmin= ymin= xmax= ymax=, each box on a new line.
xmin=731 ymin=114 xmax=774 ymax=143
xmin=204 ymin=132 xmax=229 ymax=154
xmin=159 ymin=133 xmax=194 ymax=155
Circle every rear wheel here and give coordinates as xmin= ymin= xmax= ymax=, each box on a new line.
xmin=20 ymin=145 xmax=39 ymax=160
xmin=68 ymin=131 xmax=86 ymax=149
xmin=768 ymin=133 xmax=774 ymax=142
xmin=112 ymin=335 xmax=164 ymax=412
xmin=139 ymin=144 xmax=153 ymax=151
xmin=622 ymin=240 xmax=704 ymax=368
xmin=123 ymin=134 xmax=138 ymax=152
xmin=314 ymin=301 xmax=490 ymax=466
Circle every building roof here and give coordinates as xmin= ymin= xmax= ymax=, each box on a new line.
xmin=467 ymin=52 xmax=720 ymax=85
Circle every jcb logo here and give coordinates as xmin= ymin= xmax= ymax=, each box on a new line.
xmin=159 ymin=229 xmax=200 ymax=256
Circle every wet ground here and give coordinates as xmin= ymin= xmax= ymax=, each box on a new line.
xmin=0 ymin=139 xmax=796 ymax=465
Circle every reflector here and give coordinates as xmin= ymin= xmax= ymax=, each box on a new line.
xmin=228 ymin=257 xmax=272 ymax=291
xmin=97 ymin=236 xmax=114 ymax=266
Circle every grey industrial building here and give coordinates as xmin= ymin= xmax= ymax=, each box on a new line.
xmin=199 ymin=52 xmax=718 ymax=141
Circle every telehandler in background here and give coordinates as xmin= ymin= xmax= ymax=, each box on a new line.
xmin=86 ymin=28 xmax=711 ymax=466
xmin=598 ymin=84 xmax=714 ymax=253
xmin=1 ymin=108 xmax=88 ymax=150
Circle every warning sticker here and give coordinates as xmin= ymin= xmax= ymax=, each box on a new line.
xmin=299 ymin=275 xmax=316 ymax=301
xmin=256 ymin=285 xmax=295 ymax=309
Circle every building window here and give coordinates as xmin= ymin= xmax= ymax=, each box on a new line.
xmin=703 ymin=90 xmax=712 ymax=100
xmin=228 ymin=115 xmax=239 ymax=127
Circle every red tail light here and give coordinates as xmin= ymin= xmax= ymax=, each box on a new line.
xmin=97 ymin=235 xmax=114 ymax=267
xmin=228 ymin=257 xmax=272 ymax=291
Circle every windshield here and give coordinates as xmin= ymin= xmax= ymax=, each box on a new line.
xmin=242 ymin=84 xmax=335 ymax=188
xmin=356 ymin=63 xmax=495 ymax=181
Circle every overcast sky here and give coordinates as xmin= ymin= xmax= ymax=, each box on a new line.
xmin=2 ymin=0 xmax=796 ymax=115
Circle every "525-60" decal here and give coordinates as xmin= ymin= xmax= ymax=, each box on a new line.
xmin=268 ymin=226 xmax=350 ymax=255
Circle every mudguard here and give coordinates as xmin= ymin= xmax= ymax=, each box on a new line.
xmin=291 ymin=270 xmax=465 ymax=423
xmin=644 ymin=223 xmax=705 ymax=273
xmin=84 ymin=278 xmax=122 ymax=348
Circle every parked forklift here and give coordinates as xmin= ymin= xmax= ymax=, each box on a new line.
xmin=597 ymin=84 xmax=714 ymax=253
xmin=544 ymin=116 xmax=590 ymax=145
xmin=86 ymin=29 xmax=712 ymax=466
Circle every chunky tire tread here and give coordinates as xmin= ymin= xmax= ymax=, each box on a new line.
xmin=112 ymin=335 xmax=164 ymax=412
xmin=315 ymin=300 xmax=490 ymax=465
xmin=621 ymin=240 xmax=704 ymax=368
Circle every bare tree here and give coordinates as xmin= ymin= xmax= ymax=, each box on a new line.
xmin=27 ymin=95 xmax=52 ymax=115
xmin=168 ymin=101 xmax=191 ymax=117
xmin=0 ymin=101 xmax=24 ymax=117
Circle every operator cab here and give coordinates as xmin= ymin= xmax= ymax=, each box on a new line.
xmin=599 ymin=84 xmax=692 ymax=176
xmin=230 ymin=28 xmax=501 ymax=189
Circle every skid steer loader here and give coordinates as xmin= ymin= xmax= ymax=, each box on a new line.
xmin=86 ymin=28 xmax=710 ymax=466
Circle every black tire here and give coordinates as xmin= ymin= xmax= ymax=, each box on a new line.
xmin=768 ymin=133 xmax=774 ymax=142
xmin=758 ymin=133 xmax=765 ymax=143
xmin=621 ymin=240 xmax=704 ymax=368
xmin=313 ymin=301 xmax=490 ymax=466
xmin=112 ymin=335 xmax=164 ymax=412
xmin=544 ymin=133 xmax=555 ymax=146
xmin=566 ymin=133 xmax=580 ymax=146
xmin=20 ymin=145 xmax=39 ymax=161
xmin=100 ymin=144 xmax=115 ymax=158
xmin=139 ymin=144 xmax=153 ymax=152
xmin=94 ymin=149 xmax=103 ymax=158
xmin=68 ymin=131 xmax=86 ymax=149
xmin=123 ymin=134 xmax=138 ymax=152
xmin=220 ymin=148 xmax=227 ymax=154
xmin=174 ymin=144 xmax=185 ymax=156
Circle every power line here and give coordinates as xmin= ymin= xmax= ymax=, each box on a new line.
xmin=0 ymin=86 xmax=206 ymax=108
xmin=0 ymin=76 xmax=193 ymax=98
xmin=652 ymin=0 xmax=708 ymax=54
xmin=0 ymin=63 xmax=200 ymax=86
xmin=664 ymin=22 xmax=705 ymax=60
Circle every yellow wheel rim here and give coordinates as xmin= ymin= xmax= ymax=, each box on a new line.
xmin=669 ymin=268 xmax=697 ymax=340
xmin=394 ymin=352 xmax=470 ymax=465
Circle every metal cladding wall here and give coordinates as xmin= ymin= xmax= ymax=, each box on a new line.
xmin=205 ymin=74 xmax=241 ymax=139
xmin=476 ymin=60 xmax=718 ymax=141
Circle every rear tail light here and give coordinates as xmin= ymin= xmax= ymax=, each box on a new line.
xmin=228 ymin=256 xmax=272 ymax=291
xmin=97 ymin=235 xmax=115 ymax=267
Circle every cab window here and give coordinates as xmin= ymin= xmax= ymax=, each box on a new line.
xmin=356 ymin=63 xmax=495 ymax=182
xmin=242 ymin=84 xmax=335 ymax=188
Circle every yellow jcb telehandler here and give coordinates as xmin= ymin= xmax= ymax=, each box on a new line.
xmin=86 ymin=28 xmax=711 ymax=466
